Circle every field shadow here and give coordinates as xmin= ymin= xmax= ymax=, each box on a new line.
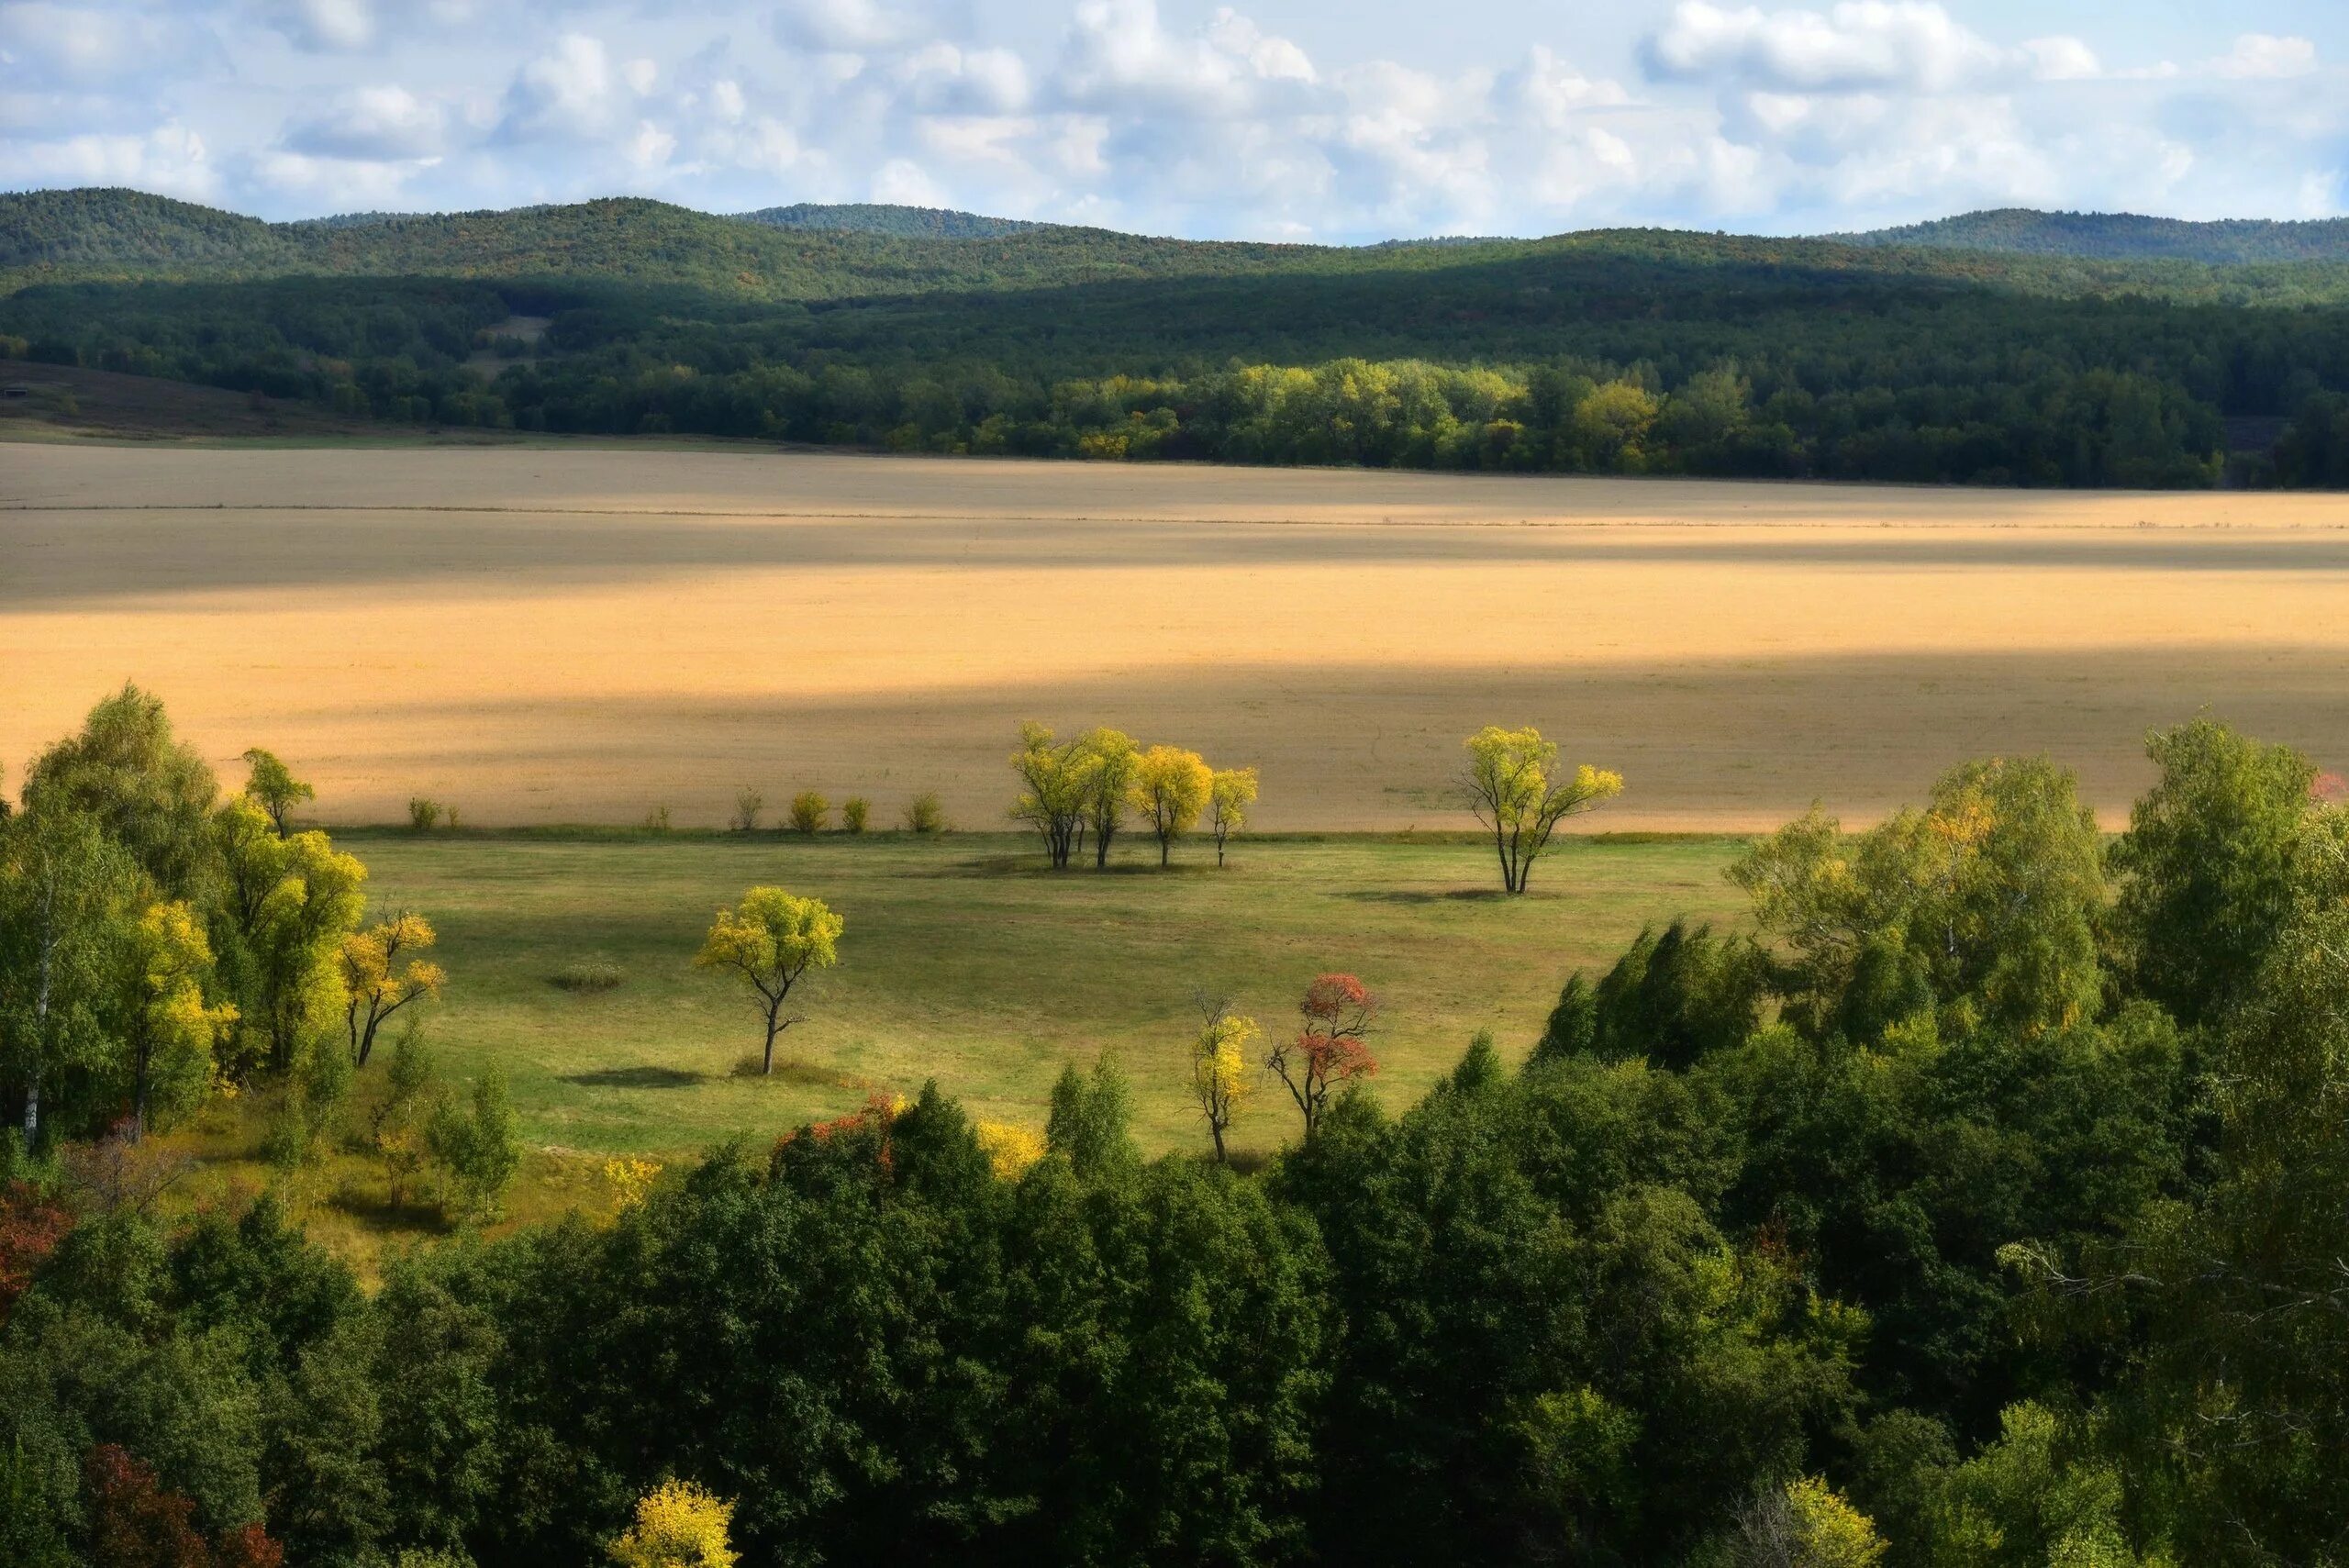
xmin=561 ymin=1065 xmax=707 ymax=1089
xmin=1337 ymin=887 xmax=1523 ymax=905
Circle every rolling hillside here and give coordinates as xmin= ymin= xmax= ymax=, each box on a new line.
xmin=1839 ymin=207 xmax=2349 ymax=263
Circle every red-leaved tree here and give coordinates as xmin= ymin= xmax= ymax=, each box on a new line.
xmin=83 ymin=1444 xmax=284 ymax=1568
xmin=0 ymin=1180 xmax=72 ymax=1326
xmin=1268 ymin=973 xmax=1380 ymax=1140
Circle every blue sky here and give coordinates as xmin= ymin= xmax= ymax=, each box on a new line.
xmin=2 ymin=0 xmax=2343 ymax=239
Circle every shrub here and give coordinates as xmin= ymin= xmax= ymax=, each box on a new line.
xmin=407 ymin=796 xmax=442 ymax=832
xmin=644 ymin=804 xmax=673 ymax=834
xmin=904 ymin=790 xmax=947 ymax=835
xmin=552 ymin=956 xmax=624 ymax=994
xmin=730 ymin=787 xmax=763 ymax=833
xmin=789 ymin=791 xmax=829 ymax=835
xmin=842 ymin=796 xmax=870 ymax=833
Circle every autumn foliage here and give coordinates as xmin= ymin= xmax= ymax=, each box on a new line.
xmin=1267 ymin=973 xmax=1380 ymax=1139
xmin=83 ymin=1444 xmax=284 ymax=1568
xmin=0 ymin=1179 xmax=72 ymax=1323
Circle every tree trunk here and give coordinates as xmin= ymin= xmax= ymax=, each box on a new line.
xmin=1210 ymin=1118 xmax=1227 ymax=1164
xmin=1160 ymin=834 xmax=1171 ymax=868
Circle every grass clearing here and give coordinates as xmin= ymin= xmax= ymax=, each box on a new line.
xmin=148 ymin=829 xmax=1748 ymax=1272
xmin=337 ymin=829 xmax=1748 ymax=1155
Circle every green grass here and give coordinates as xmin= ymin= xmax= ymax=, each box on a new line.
xmin=345 ymin=830 xmax=1752 ymax=1161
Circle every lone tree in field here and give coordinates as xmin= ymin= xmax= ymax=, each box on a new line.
xmin=240 ymin=748 xmax=314 ymax=838
xmin=1133 ymin=745 xmax=1212 ymax=867
xmin=1188 ymin=994 xmax=1260 ymax=1163
xmin=1207 ymin=766 xmax=1258 ymax=868
xmin=1077 ymin=728 xmax=1141 ymax=869
xmin=1461 ymin=726 xmax=1624 ymax=894
xmin=1009 ymin=723 xmax=1092 ymax=870
xmin=1267 ymin=973 xmax=1379 ymax=1140
xmin=696 ymin=886 xmax=843 ymax=1075
xmin=340 ymin=911 xmax=447 ymax=1068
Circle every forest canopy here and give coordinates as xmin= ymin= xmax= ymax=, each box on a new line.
xmin=6 ymin=189 xmax=2349 ymax=486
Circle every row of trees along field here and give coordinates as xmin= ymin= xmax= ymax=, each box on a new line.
xmin=1009 ymin=724 xmax=1259 ymax=870
xmin=12 ymin=694 xmax=2349 ymax=1563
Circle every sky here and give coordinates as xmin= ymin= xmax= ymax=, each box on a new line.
xmin=1 ymin=0 xmax=2344 ymax=240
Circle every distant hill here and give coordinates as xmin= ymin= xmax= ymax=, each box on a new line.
xmin=1837 ymin=208 xmax=2349 ymax=263
xmin=0 ymin=187 xmax=1337 ymax=300
xmin=737 ymin=203 xmax=1045 ymax=239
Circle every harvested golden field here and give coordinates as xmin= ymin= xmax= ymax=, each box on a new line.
xmin=6 ymin=441 xmax=2349 ymax=830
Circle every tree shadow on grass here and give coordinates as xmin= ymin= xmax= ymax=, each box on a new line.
xmin=1334 ymin=887 xmax=1538 ymax=905
xmin=561 ymin=1065 xmax=708 ymax=1089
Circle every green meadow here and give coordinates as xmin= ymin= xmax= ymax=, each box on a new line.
xmin=339 ymin=830 xmax=1749 ymax=1161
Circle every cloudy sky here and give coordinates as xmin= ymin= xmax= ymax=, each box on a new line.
xmin=1 ymin=0 xmax=2343 ymax=239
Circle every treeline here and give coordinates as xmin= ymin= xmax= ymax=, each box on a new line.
xmin=13 ymin=242 xmax=2349 ymax=482
xmin=9 ymin=710 xmax=2349 ymax=1563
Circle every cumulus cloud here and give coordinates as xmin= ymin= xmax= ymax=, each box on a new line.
xmin=499 ymin=32 xmax=621 ymax=139
xmin=0 ymin=122 xmax=215 ymax=198
xmin=4 ymin=0 xmax=2345 ymax=242
xmin=771 ymin=0 xmax=918 ymax=53
xmin=1642 ymin=1 xmax=2008 ymax=93
xmin=2210 ymin=33 xmax=2318 ymax=80
xmin=0 ymin=1 xmax=223 ymax=86
xmin=1052 ymin=0 xmax=1316 ymax=116
xmin=283 ymin=83 xmax=449 ymax=159
xmin=2021 ymin=36 xmax=2099 ymax=83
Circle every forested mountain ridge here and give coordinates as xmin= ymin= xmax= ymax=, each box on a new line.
xmin=1838 ymin=206 xmax=2349 ymax=263
xmin=738 ymin=202 xmax=1048 ymax=239
xmin=15 ymin=186 xmax=2349 ymax=306
xmin=6 ymin=186 xmax=2349 ymax=487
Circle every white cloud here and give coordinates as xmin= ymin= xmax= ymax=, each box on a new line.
xmin=2021 ymin=36 xmax=2099 ymax=83
xmin=261 ymin=0 xmax=374 ymax=50
xmin=0 ymin=1 xmax=220 ymax=85
xmin=771 ymin=0 xmax=916 ymax=53
xmin=284 ymin=84 xmax=449 ymax=159
xmin=252 ymin=148 xmax=427 ymax=206
xmin=1643 ymin=1 xmax=2008 ymax=94
xmin=0 ymin=122 xmax=215 ymax=198
xmin=895 ymin=42 xmax=1031 ymax=115
xmin=2210 ymin=34 xmax=2318 ymax=81
xmin=500 ymin=32 xmax=618 ymax=139
xmin=1053 ymin=0 xmax=1314 ymax=115
xmin=1 ymin=0 xmax=2343 ymax=243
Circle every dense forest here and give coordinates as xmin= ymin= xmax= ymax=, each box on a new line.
xmin=6 ymin=187 xmax=2349 ymax=484
xmin=6 ymin=689 xmax=2349 ymax=1564
xmin=1835 ymin=208 xmax=2349 ymax=264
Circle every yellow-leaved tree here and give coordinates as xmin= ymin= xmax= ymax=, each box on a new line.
xmin=1131 ymin=745 xmax=1213 ymax=867
xmin=1207 ymin=766 xmax=1259 ymax=869
xmin=341 ymin=911 xmax=447 ymax=1068
xmin=608 ymin=1478 xmax=739 ymax=1568
xmin=1780 ymin=1475 xmax=1888 ymax=1568
xmin=1460 ymin=727 xmax=1623 ymax=895
xmin=125 ymin=899 xmax=237 ymax=1139
xmin=1008 ymin=722 xmax=1095 ymax=870
xmin=695 ymin=886 xmax=843 ymax=1075
xmin=975 ymin=1120 xmax=1046 ymax=1180
xmin=1189 ymin=998 xmax=1260 ymax=1164
xmin=215 ymin=795 xmax=368 ymax=1075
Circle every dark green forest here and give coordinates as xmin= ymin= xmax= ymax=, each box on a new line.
xmin=8 ymin=688 xmax=2349 ymax=1563
xmin=7 ymin=188 xmax=2349 ymax=485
